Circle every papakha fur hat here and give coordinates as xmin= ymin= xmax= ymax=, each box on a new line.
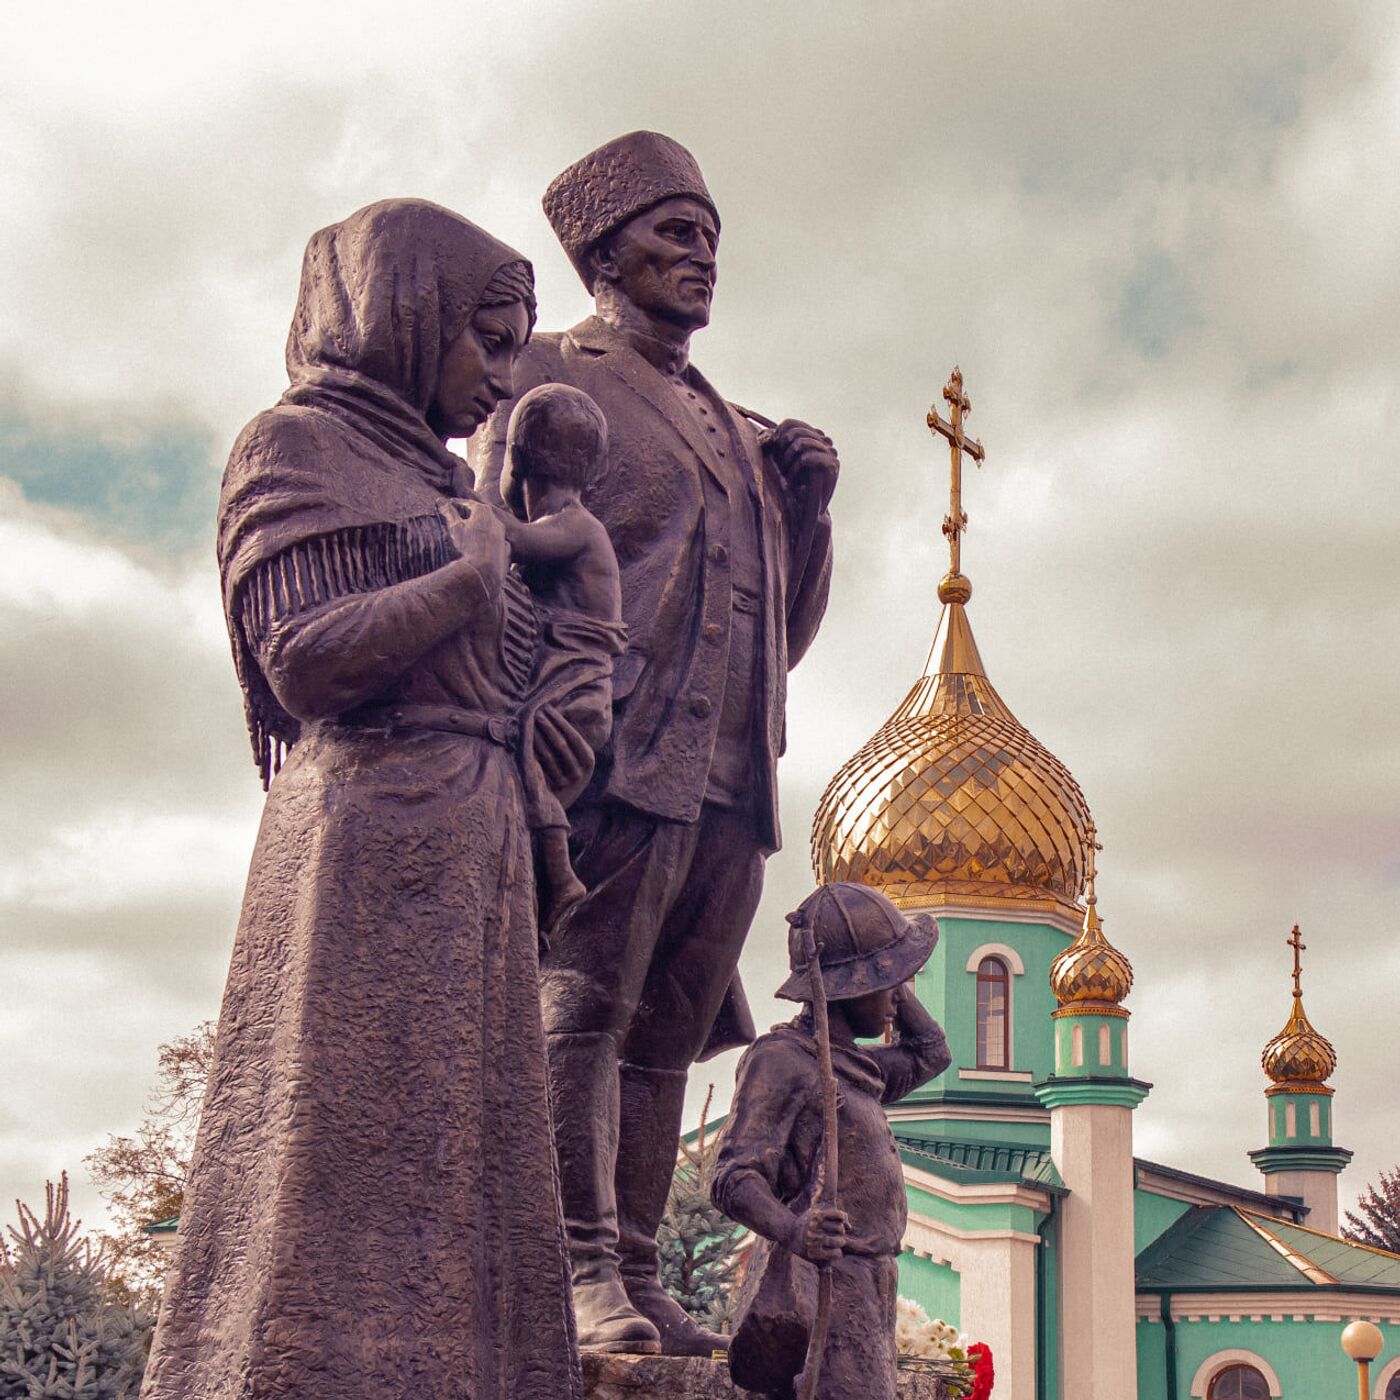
xmin=543 ymin=131 xmax=719 ymax=289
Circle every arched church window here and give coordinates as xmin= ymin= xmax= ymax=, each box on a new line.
xmin=976 ymin=956 xmax=1010 ymax=1069
xmin=1386 ymin=1371 xmax=1400 ymax=1400
xmin=1208 ymin=1363 xmax=1270 ymax=1400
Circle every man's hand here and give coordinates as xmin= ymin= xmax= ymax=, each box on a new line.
xmin=784 ymin=1205 xmax=849 ymax=1263
xmin=763 ymin=419 xmax=839 ymax=508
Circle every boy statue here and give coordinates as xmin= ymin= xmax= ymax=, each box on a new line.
xmin=712 ymin=882 xmax=952 ymax=1399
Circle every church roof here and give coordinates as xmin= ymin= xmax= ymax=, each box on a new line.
xmin=1135 ymin=1205 xmax=1400 ymax=1293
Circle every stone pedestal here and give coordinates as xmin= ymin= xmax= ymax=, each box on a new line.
xmin=582 ymin=1352 xmax=950 ymax=1399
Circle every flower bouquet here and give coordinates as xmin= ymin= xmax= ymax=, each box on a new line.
xmin=894 ymin=1297 xmax=993 ymax=1396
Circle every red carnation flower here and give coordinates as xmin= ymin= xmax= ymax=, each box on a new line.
xmin=967 ymin=1341 xmax=995 ymax=1399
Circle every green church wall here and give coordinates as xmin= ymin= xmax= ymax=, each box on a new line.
xmin=1134 ymin=1186 xmax=1192 ymax=1255
xmin=1136 ymin=1311 xmax=1400 ymax=1399
xmin=896 ymin=1249 xmax=962 ymax=1328
xmin=907 ymin=914 xmax=1072 ymax=1107
xmin=1267 ymin=1090 xmax=1333 ymax=1147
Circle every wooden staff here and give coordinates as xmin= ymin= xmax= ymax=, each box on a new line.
xmin=797 ymin=921 xmax=839 ymax=1400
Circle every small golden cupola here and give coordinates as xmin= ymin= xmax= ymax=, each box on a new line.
xmin=1262 ymin=925 xmax=1338 ymax=1089
xmin=810 ymin=368 xmax=1095 ymax=921
xmin=1049 ymin=826 xmax=1133 ymax=1012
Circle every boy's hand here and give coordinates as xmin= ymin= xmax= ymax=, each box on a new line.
xmin=785 ymin=1205 xmax=849 ymax=1263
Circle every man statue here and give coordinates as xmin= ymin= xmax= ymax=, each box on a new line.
xmin=470 ymin=131 xmax=838 ymax=1356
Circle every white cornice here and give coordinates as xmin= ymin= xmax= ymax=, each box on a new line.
xmin=903 ymin=1163 xmax=1052 ymax=1213
xmin=906 ymin=900 xmax=1084 ymax=939
xmin=1136 ymin=1292 xmax=1400 ymax=1323
xmin=905 ymin=1209 xmax=1043 ymax=1250
xmin=887 ymin=1103 xmax=1050 ymax=1126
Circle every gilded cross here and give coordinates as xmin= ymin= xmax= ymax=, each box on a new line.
xmin=1084 ymin=820 xmax=1103 ymax=905
xmin=1288 ymin=924 xmax=1306 ymax=997
xmin=926 ymin=366 xmax=986 ymax=581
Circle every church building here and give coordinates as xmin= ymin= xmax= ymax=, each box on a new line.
xmin=807 ymin=373 xmax=1400 ymax=1400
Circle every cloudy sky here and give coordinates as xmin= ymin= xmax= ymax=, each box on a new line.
xmin=3 ymin=0 xmax=1397 ymax=1238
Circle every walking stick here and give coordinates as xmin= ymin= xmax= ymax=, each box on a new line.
xmin=796 ymin=920 xmax=839 ymax=1400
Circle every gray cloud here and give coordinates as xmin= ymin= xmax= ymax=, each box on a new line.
xmin=2 ymin=0 xmax=1397 ymax=1233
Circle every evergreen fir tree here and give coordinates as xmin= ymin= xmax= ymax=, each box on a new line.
xmin=0 ymin=1174 xmax=151 ymax=1399
xmin=1345 ymin=1165 xmax=1400 ymax=1254
xmin=657 ymin=1087 xmax=745 ymax=1331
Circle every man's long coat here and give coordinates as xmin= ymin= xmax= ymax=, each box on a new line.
xmin=470 ymin=315 xmax=833 ymax=855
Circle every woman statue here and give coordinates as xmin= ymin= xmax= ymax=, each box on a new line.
xmin=142 ymin=200 xmax=594 ymax=1399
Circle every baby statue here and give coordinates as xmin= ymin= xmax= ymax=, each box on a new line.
xmin=498 ymin=383 xmax=626 ymax=933
xmin=712 ymin=882 xmax=951 ymax=1399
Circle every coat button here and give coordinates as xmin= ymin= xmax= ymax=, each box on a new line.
xmin=690 ymin=696 xmax=713 ymax=719
xmin=709 ymin=543 xmax=729 ymax=564
xmin=703 ymin=623 xmax=722 ymax=643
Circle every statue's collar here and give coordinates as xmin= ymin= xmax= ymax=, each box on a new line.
xmin=571 ymin=315 xmax=691 ymax=380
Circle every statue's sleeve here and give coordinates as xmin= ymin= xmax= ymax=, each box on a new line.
xmin=241 ymin=545 xmax=494 ymax=722
xmin=779 ymin=476 xmax=833 ymax=671
xmin=871 ymin=1022 xmax=952 ymax=1106
xmin=712 ymin=1039 xmax=814 ymax=1217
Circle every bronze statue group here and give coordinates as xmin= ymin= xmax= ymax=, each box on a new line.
xmin=142 ymin=132 xmax=950 ymax=1400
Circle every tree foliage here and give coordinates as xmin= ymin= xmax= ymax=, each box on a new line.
xmin=657 ymin=1087 xmax=745 ymax=1332
xmin=1345 ymin=1165 xmax=1400 ymax=1254
xmin=84 ymin=1022 xmax=215 ymax=1307
xmin=0 ymin=1174 xmax=151 ymax=1398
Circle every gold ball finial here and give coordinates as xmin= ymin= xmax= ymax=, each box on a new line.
xmin=1049 ymin=827 xmax=1133 ymax=1012
xmin=937 ymin=572 xmax=972 ymax=604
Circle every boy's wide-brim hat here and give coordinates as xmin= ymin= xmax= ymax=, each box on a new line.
xmin=776 ymin=882 xmax=939 ymax=1003
xmin=542 ymin=130 xmax=719 ymax=289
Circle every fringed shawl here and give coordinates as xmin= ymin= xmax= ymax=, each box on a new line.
xmin=217 ymin=199 xmax=532 ymax=784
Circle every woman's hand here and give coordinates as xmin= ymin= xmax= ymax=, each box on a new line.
xmin=784 ymin=1205 xmax=849 ymax=1263
xmin=763 ymin=419 xmax=840 ymax=509
xmin=441 ymin=498 xmax=509 ymax=593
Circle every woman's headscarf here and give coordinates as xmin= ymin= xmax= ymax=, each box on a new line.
xmin=216 ymin=198 xmax=536 ymax=781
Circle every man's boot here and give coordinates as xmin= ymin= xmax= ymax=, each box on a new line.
xmin=617 ymin=1062 xmax=730 ymax=1356
xmin=547 ymin=1033 xmax=661 ymax=1354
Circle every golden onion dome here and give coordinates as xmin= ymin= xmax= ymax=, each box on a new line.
xmin=1262 ymin=926 xmax=1337 ymax=1087
xmin=810 ymin=576 xmax=1095 ymax=920
xmin=1262 ymin=999 xmax=1337 ymax=1086
xmin=1049 ymin=839 xmax=1133 ymax=1011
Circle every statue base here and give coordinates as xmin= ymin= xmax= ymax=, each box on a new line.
xmin=582 ymin=1351 xmax=951 ymax=1399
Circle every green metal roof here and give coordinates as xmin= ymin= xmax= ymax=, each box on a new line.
xmin=1259 ymin=1214 xmax=1400 ymax=1289
xmin=1135 ymin=1205 xmax=1400 ymax=1294
xmin=894 ymin=1131 xmax=1066 ymax=1194
xmin=143 ymin=1216 xmax=179 ymax=1234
